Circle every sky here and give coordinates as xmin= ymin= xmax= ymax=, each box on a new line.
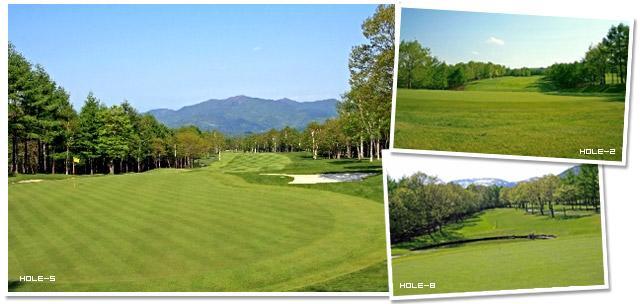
xmin=383 ymin=151 xmax=574 ymax=183
xmin=400 ymin=8 xmax=628 ymax=69
xmin=8 ymin=4 xmax=377 ymax=111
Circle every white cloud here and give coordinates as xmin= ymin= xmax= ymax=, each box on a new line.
xmin=486 ymin=36 xmax=505 ymax=46
xmin=252 ymin=46 xmax=262 ymax=51
xmin=472 ymin=51 xmax=480 ymax=55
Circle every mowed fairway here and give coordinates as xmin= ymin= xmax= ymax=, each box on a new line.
xmin=392 ymin=208 xmax=605 ymax=296
xmin=8 ymin=152 xmax=387 ymax=292
xmin=393 ymin=76 xmax=625 ymax=161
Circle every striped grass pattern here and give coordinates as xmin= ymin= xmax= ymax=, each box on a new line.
xmin=8 ymin=153 xmax=386 ymax=292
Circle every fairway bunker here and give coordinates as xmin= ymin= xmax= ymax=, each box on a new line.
xmin=261 ymin=172 xmax=375 ymax=184
xmin=17 ymin=179 xmax=43 ymax=184
xmin=410 ymin=234 xmax=557 ymax=252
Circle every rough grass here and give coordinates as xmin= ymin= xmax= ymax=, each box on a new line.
xmin=391 ymin=208 xmax=604 ymax=296
xmin=394 ymin=76 xmax=625 ymax=161
xmin=8 ymin=152 xmax=387 ymax=292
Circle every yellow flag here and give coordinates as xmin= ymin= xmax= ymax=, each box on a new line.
xmin=73 ymin=157 xmax=80 ymax=163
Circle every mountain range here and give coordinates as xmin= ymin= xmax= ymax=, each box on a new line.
xmin=147 ymin=95 xmax=338 ymax=135
xmin=451 ymin=178 xmax=517 ymax=188
xmin=451 ymin=165 xmax=581 ymax=188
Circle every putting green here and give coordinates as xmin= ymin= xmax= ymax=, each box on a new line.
xmin=392 ymin=208 xmax=605 ymax=296
xmin=393 ymin=76 xmax=625 ymax=161
xmin=8 ymin=153 xmax=387 ymax=292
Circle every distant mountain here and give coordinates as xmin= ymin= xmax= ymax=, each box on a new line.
xmin=558 ymin=165 xmax=582 ymax=178
xmin=450 ymin=165 xmax=583 ymax=189
xmin=452 ymin=178 xmax=516 ymax=188
xmin=147 ymin=95 xmax=338 ymax=135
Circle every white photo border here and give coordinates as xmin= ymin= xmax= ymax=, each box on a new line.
xmin=381 ymin=150 xmax=610 ymax=300
xmin=2 ymin=0 xmax=395 ymax=297
xmin=388 ymin=2 xmax=635 ymax=167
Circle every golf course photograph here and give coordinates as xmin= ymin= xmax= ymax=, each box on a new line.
xmin=7 ymin=4 xmax=395 ymax=292
xmin=393 ymin=8 xmax=631 ymax=163
xmin=385 ymin=153 xmax=606 ymax=298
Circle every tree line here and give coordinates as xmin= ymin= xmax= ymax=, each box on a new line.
xmin=546 ymin=23 xmax=629 ymax=88
xmin=224 ymin=116 xmax=378 ymax=161
xmin=398 ymin=23 xmax=628 ymax=91
xmin=7 ymin=5 xmax=395 ymax=175
xmin=501 ymin=165 xmax=600 ymax=216
xmin=397 ymin=40 xmax=543 ymax=90
xmin=387 ymin=165 xmax=599 ymax=244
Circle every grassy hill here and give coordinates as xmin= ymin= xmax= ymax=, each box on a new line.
xmin=8 ymin=152 xmax=387 ymax=292
xmin=393 ymin=76 xmax=626 ymax=161
xmin=391 ymin=208 xmax=604 ymax=296
xmin=464 ymin=76 xmax=544 ymax=92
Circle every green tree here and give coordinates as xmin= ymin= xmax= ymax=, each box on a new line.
xmin=77 ymin=92 xmax=104 ymax=174
xmin=97 ymin=105 xmax=133 ymax=174
xmin=447 ymin=65 xmax=466 ymax=89
xmin=398 ymin=40 xmax=432 ymax=89
xmin=340 ymin=4 xmax=394 ymax=162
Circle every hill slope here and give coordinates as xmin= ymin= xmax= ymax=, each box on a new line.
xmin=148 ymin=95 xmax=338 ymax=135
xmin=463 ymin=76 xmax=544 ymax=92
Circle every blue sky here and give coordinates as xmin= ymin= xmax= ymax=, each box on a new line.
xmin=400 ymin=8 xmax=628 ymax=69
xmin=9 ymin=4 xmax=376 ymax=111
xmin=383 ymin=151 xmax=573 ymax=182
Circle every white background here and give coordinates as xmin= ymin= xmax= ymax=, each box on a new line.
xmin=2 ymin=0 xmax=639 ymax=303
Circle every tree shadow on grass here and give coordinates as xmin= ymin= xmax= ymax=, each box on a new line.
xmin=531 ymin=78 xmax=626 ymax=102
xmin=328 ymin=159 xmax=365 ymax=165
xmin=8 ymin=280 xmax=24 ymax=292
xmin=394 ymin=214 xmax=485 ymax=250
xmin=557 ymin=214 xmax=591 ymax=220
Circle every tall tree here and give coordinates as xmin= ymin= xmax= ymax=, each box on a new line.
xmin=97 ymin=105 xmax=133 ymax=174
xmin=8 ymin=43 xmax=33 ymax=174
xmin=340 ymin=5 xmax=394 ymax=161
xmin=603 ymin=23 xmax=630 ymax=84
xmin=77 ymin=92 xmax=104 ymax=174
xmin=398 ymin=40 xmax=432 ymax=89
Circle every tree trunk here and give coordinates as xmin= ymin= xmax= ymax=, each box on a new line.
xmin=23 ymin=140 xmax=29 ymax=174
xmin=11 ymin=136 xmax=18 ymax=174
xmin=109 ymin=160 xmax=114 ymax=175
xmin=311 ymin=130 xmax=317 ymax=160
xmin=369 ymin=138 xmax=374 ymax=162
xmin=65 ymin=145 xmax=70 ymax=175
xmin=174 ymin=144 xmax=178 ymax=168
xmin=42 ymin=142 xmax=47 ymax=173
xmin=37 ymin=139 xmax=42 ymax=173
xmin=376 ymin=139 xmax=381 ymax=160
xmin=359 ymin=137 xmax=364 ymax=160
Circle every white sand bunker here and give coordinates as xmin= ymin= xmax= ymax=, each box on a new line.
xmin=262 ymin=172 xmax=375 ymax=184
xmin=18 ymin=179 xmax=43 ymax=184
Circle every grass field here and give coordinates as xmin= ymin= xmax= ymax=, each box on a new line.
xmin=391 ymin=208 xmax=605 ymax=296
xmin=393 ymin=76 xmax=626 ymax=161
xmin=8 ymin=152 xmax=387 ymax=292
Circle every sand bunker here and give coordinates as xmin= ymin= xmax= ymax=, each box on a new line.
xmin=17 ymin=179 xmax=44 ymax=184
xmin=261 ymin=172 xmax=374 ymax=184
